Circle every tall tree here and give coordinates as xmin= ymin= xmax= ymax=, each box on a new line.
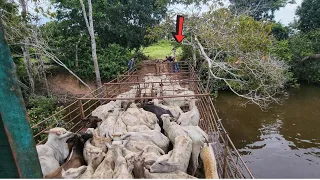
xmin=20 ymin=0 xmax=35 ymax=93
xmin=79 ymin=0 xmax=102 ymax=88
xmin=229 ymin=0 xmax=294 ymax=20
xmin=150 ymin=6 xmax=290 ymax=108
xmin=296 ymin=0 xmax=320 ymax=32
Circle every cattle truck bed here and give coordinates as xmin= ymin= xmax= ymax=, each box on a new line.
xmin=33 ymin=60 xmax=254 ymax=179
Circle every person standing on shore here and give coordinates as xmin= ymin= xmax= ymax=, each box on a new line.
xmin=171 ymin=47 xmax=180 ymax=73
xmin=128 ymin=57 xmax=135 ymax=72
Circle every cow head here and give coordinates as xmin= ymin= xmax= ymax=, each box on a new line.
xmin=81 ymin=116 xmax=102 ymax=129
xmin=44 ymin=127 xmax=74 ymax=140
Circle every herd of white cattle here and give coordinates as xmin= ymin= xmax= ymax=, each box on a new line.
xmin=35 ymin=74 xmax=214 ymax=179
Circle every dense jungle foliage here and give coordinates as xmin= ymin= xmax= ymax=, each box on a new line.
xmin=1 ymin=0 xmax=320 ymax=138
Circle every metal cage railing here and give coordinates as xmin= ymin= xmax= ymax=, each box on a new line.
xmin=32 ymin=60 xmax=254 ymax=179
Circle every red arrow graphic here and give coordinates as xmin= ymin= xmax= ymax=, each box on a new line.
xmin=172 ymin=15 xmax=185 ymax=43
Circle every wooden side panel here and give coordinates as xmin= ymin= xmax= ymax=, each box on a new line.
xmin=0 ymin=19 xmax=43 ymax=178
xmin=0 ymin=114 xmax=19 ymax=178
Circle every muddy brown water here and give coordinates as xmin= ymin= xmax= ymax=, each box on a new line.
xmin=214 ymin=84 xmax=320 ymax=178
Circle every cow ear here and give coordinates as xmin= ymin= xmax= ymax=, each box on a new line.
xmin=56 ymin=130 xmax=62 ymax=135
xmin=43 ymin=130 xmax=50 ymax=134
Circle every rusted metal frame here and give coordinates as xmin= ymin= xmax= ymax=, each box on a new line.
xmin=88 ymin=87 xmax=107 ymax=99
xmin=104 ymin=84 xmax=109 ymax=97
xmin=75 ymin=126 xmax=83 ymax=133
xmin=96 ymin=86 xmax=107 ymax=97
xmin=34 ymin=106 xmax=82 ymax=139
xmin=90 ymin=90 xmax=106 ymax=107
xmin=31 ymin=101 xmax=78 ymax=128
xmin=64 ymin=114 xmax=81 ymax=126
xmin=35 ymin=70 xmax=135 ymax=143
xmin=104 ymin=80 xmax=201 ymax=85
xmin=212 ymin=140 xmax=227 ymax=177
xmin=33 ymin=122 xmax=57 ymax=138
xmin=201 ymin=96 xmax=217 ymax=133
xmin=68 ymin=120 xmax=82 ymax=132
xmin=155 ymin=63 xmax=157 ymax=75
xmin=100 ymin=74 xmax=133 ymax=97
xmin=84 ymin=109 xmax=96 ymax=119
xmin=82 ymin=99 xmax=93 ymax=108
xmin=105 ymin=85 xmax=122 ymax=95
xmin=199 ymin=95 xmax=232 ymax=177
xmin=207 ymin=102 xmax=249 ymax=178
xmin=225 ymin=148 xmax=246 ymax=178
xmin=57 ymin=107 xmax=80 ymax=122
xmin=212 ymin=127 xmax=239 ymax=178
xmin=82 ymin=84 xmax=105 ymax=98
xmin=211 ymin=108 xmax=253 ymax=178
xmin=118 ymin=72 xmax=190 ymax=77
xmin=224 ymin=129 xmax=254 ymax=178
xmin=203 ymin=99 xmax=218 ymax=133
xmin=83 ymin=87 xmax=108 ymax=106
xmin=213 ymin=143 xmax=225 ymax=178
xmin=189 ymin=65 xmax=248 ymax=178
xmin=37 ymin=137 xmax=48 ymax=145
xmin=189 ymin=65 xmax=216 ymax=130
xmin=68 ymin=106 xmax=72 ymax=122
xmin=226 ymin=155 xmax=237 ymax=179
xmin=199 ymin=83 xmax=221 ymax=132
xmin=83 ymin=100 xmax=101 ymax=114
xmin=222 ymin=132 xmax=229 ymax=178
xmin=205 ymin=98 xmax=220 ymax=133
xmin=197 ymin=97 xmax=210 ymax=131
xmin=200 ymin=101 xmax=211 ymax=132
xmin=78 ymin=93 xmax=210 ymax=101
xmin=195 ymin=75 xmax=218 ymax=133
xmin=78 ymin=100 xmax=85 ymax=120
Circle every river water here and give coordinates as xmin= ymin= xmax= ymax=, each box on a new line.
xmin=214 ymin=84 xmax=320 ymax=178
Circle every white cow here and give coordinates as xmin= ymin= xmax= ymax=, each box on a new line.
xmin=36 ymin=127 xmax=74 ymax=176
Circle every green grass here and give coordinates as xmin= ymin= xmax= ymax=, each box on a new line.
xmin=142 ymin=40 xmax=182 ymax=60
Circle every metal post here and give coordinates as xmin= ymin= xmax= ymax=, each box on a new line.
xmin=155 ymin=63 xmax=158 ymax=75
xmin=105 ymin=84 xmax=109 ymax=98
xmin=78 ymin=100 xmax=85 ymax=120
xmin=222 ymin=132 xmax=229 ymax=178
xmin=0 ymin=21 xmax=43 ymax=178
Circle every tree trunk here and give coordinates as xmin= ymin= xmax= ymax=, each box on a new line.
xmin=38 ymin=55 xmax=50 ymax=97
xmin=20 ymin=0 xmax=35 ymax=93
xmin=192 ymin=35 xmax=197 ymax=68
xmin=75 ymin=43 xmax=79 ymax=68
xmin=205 ymin=69 xmax=211 ymax=92
xmin=79 ymin=0 xmax=102 ymax=89
xmin=21 ymin=45 xmax=35 ymax=93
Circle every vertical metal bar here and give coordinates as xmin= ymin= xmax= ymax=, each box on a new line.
xmin=105 ymin=84 xmax=109 ymax=97
xmin=223 ymin=132 xmax=229 ymax=178
xmin=155 ymin=63 xmax=158 ymax=75
xmin=78 ymin=100 xmax=84 ymax=120
xmin=0 ymin=21 xmax=43 ymax=178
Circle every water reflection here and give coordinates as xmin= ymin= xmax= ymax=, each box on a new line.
xmin=214 ymin=84 xmax=320 ymax=178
